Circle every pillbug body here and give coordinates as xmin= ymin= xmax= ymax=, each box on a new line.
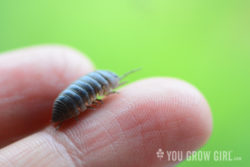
xmin=52 ymin=69 xmax=140 ymax=124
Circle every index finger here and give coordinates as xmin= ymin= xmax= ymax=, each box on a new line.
xmin=0 ymin=45 xmax=94 ymax=148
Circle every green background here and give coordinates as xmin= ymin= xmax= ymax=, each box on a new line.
xmin=0 ymin=0 xmax=249 ymax=166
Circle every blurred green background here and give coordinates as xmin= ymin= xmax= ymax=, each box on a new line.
xmin=0 ymin=0 xmax=249 ymax=166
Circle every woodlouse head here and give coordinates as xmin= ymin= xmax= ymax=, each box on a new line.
xmin=106 ymin=71 xmax=120 ymax=88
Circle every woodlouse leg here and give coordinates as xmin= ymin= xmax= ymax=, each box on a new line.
xmin=107 ymin=90 xmax=119 ymax=96
xmin=96 ymin=99 xmax=103 ymax=104
xmin=74 ymin=116 xmax=79 ymax=121
xmin=74 ymin=109 xmax=80 ymax=121
xmin=118 ymin=81 xmax=128 ymax=87
xmin=91 ymin=99 xmax=103 ymax=107
xmin=87 ymin=106 xmax=96 ymax=111
xmin=55 ymin=122 xmax=63 ymax=130
xmin=92 ymin=101 xmax=98 ymax=105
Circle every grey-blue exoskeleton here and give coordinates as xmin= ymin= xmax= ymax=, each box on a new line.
xmin=52 ymin=69 xmax=140 ymax=125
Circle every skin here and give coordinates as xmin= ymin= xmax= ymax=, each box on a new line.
xmin=0 ymin=45 xmax=212 ymax=167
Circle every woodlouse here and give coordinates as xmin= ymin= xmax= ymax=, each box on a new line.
xmin=52 ymin=69 xmax=140 ymax=125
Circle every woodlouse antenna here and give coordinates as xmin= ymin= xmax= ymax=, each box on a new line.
xmin=119 ymin=67 xmax=142 ymax=80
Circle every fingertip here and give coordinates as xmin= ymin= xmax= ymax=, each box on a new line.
xmin=122 ymin=77 xmax=212 ymax=149
xmin=110 ymin=77 xmax=213 ymax=165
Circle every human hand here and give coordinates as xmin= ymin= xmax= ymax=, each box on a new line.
xmin=0 ymin=46 xmax=212 ymax=167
